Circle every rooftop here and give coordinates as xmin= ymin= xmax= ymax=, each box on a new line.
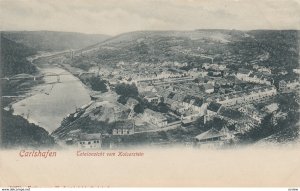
xmin=207 ymin=102 xmax=222 ymax=112
xmin=79 ymin=133 xmax=101 ymax=141
xmin=238 ymin=68 xmax=251 ymax=75
xmin=195 ymin=128 xmax=223 ymax=141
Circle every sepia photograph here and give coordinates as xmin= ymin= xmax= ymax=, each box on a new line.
xmin=0 ymin=0 xmax=300 ymax=189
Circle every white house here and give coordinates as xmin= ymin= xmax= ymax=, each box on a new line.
xmin=236 ymin=68 xmax=252 ymax=80
xmin=78 ymin=133 xmax=102 ymax=149
xmin=112 ymin=120 xmax=135 ymax=135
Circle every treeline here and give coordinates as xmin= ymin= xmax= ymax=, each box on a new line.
xmin=1 ymin=36 xmax=37 ymax=77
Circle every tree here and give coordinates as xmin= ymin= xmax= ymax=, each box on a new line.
xmin=134 ymin=103 xmax=144 ymax=113
xmin=117 ymin=95 xmax=128 ymax=105
xmin=115 ymin=83 xmax=139 ymax=98
xmin=87 ymin=76 xmax=108 ymax=92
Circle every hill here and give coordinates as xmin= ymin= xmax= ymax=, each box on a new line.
xmin=70 ymin=29 xmax=249 ymax=69
xmin=0 ymin=35 xmax=37 ymax=77
xmin=1 ymin=31 xmax=110 ymax=51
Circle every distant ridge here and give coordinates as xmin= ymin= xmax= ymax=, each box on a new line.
xmin=1 ymin=31 xmax=111 ymax=51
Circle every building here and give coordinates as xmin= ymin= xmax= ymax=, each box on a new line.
xmin=112 ymin=120 xmax=135 ymax=135
xmin=144 ymin=93 xmax=161 ymax=105
xmin=207 ymin=102 xmax=222 ymax=116
xmin=246 ymin=73 xmax=273 ymax=85
xmin=181 ymin=109 xmax=202 ymax=125
xmin=255 ymin=66 xmax=272 ymax=74
xmin=205 ymin=102 xmax=223 ymax=123
xmin=194 ymin=127 xmax=234 ymax=148
xmin=293 ymin=68 xmax=300 ymax=74
xmin=263 ymin=103 xmax=279 ymax=113
xmin=202 ymin=83 xmax=214 ymax=94
xmin=191 ymin=98 xmax=206 ymax=113
xmin=142 ymin=109 xmax=168 ymax=128
xmin=279 ymin=80 xmax=299 ymax=92
xmin=236 ymin=68 xmax=252 ymax=80
xmin=216 ymin=86 xmax=277 ymax=107
xmin=236 ymin=68 xmax=273 ymax=85
xmin=182 ymin=95 xmax=196 ymax=108
xmin=238 ymin=105 xmax=267 ymax=124
xmin=78 ymin=133 xmax=102 ymax=149
xmin=126 ymin=98 xmax=139 ymax=109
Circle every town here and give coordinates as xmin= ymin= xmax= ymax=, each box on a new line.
xmin=52 ymin=47 xmax=300 ymax=149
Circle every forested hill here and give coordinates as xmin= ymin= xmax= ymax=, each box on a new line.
xmin=1 ymin=31 xmax=110 ymax=51
xmin=1 ymin=109 xmax=56 ymax=149
xmin=1 ymin=35 xmax=37 ymax=77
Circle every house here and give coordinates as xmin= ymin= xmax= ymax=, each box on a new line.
xmin=126 ymin=98 xmax=139 ymax=109
xmin=205 ymin=102 xmax=223 ymax=123
xmin=78 ymin=133 xmax=102 ymax=149
xmin=202 ymin=63 xmax=211 ymax=70
xmin=144 ymin=93 xmax=160 ymax=105
xmin=263 ymin=103 xmax=279 ymax=113
xmin=142 ymin=109 xmax=168 ymax=128
xmin=279 ymin=80 xmax=299 ymax=91
xmin=258 ymin=67 xmax=272 ymax=74
xmin=207 ymin=102 xmax=222 ymax=115
xmin=293 ymin=69 xmax=300 ymax=75
xmin=112 ymin=120 xmax=135 ymax=135
xmin=191 ymin=97 xmax=205 ymax=113
xmin=182 ymin=95 xmax=195 ymax=107
xmin=236 ymin=68 xmax=252 ymax=80
xmin=203 ymin=83 xmax=214 ymax=94
xmin=181 ymin=109 xmax=201 ymax=124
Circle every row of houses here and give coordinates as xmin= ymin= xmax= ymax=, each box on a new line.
xmin=214 ymin=86 xmax=277 ymax=107
xmin=236 ymin=68 xmax=273 ymax=85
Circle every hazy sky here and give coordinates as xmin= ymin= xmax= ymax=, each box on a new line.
xmin=1 ymin=0 xmax=300 ymax=35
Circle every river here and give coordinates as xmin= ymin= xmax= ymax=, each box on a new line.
xmin=12 ymin=66 xmax=91 ymax=133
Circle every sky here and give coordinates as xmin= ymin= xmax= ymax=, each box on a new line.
xmin=1 ymin=0 xmax=300 ymax=36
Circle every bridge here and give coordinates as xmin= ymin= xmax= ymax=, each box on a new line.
xmin=1 ymin=71 xmax=95 ymax=83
